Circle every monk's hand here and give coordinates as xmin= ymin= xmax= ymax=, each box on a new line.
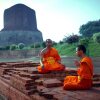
xmin=58 ymin=60 xmax=61 ymax=64
xmin=41 ymin=65 xmax=44 ymax=70
xmin=74 ymin=60 xmax=80 ymax=67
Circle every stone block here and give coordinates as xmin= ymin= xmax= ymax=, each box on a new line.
xmin=43 ymin=79 xmax=63 ymax=88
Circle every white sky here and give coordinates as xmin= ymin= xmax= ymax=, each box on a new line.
xmin=0 ymin=0 xmax=100 ymax=42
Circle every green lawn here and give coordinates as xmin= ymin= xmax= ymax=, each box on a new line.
xmin=55 ymin=42 xmax=100 ymax=57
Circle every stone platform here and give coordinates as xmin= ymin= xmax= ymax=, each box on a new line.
xmin=0 ymin=62 xmax=100 ymax=100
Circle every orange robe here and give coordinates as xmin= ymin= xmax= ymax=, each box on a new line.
xmin=38 ymin=47 xmax=65 ymax=73
xmin=63 ymin=57 xmax=93 ymax=90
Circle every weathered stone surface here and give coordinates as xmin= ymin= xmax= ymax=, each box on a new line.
xmin=43 ymin=79 xmax=63 ymax=88
xmin=3 ymin=4 xmax=37 ymax=31
xmin=0 ymin=61 xmax=100 ymax=100
xmin=0 ymin=4 xmax=43 ymax=46
xmin=0 ymin=31 xmax=43 ymax=46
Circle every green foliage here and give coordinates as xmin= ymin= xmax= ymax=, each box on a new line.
xmin=5 ymin=45 xmax=10 ymax=50
xmin=64 ymin=34 xmax=79 ymax=44
xmin=18 ymin=43 xmax=25 ymax=49
xmin=79 ymin=37 xmax=89 ymax=47
xmin=0 ymin=47 xmax=6 ymax=50
xmin=30 ymin=44 xmax=35 ymax=48
xmin=34 ymin=43 xmax=41 ymax=48
xmin=88 ymin=42 xmax=100 ymax=56
xmin=55 ymin=43 xmax=76 ymax=56
xmin=0 ymin=45 xmax=10 ymax=50
xmin=59 ymin=41 xmax=64 ymax=44
xmin=52 ymin=41 xmax=57 ymax=46
xmin=10 ymin=44 xmax=17 ymax=50
xmin=79 ymin=19 xmax=100 ymax=37
xmin=93 ymin=32 xmax=100 ymax=43
xmin=55 ymin=38 xmax=100 ymax=57
xmin=30 ymin=43 xmax=41 ymax=49
xmin=41 ymin=42 xmax=46 ymax=48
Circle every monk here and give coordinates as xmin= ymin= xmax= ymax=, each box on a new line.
xmin=63 ymin=45 xmax=94 ymax=90
xmin=37 ymin=39 xmax=65 ymax=73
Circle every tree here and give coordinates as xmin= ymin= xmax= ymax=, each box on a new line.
xmin=18 ymin=43 xmax=25 ymax=49
xmin=64 ymin=34 xmax=79 ymax=44
xmin=41 ymin=41 xmax=46 ymax=48
xmin=79 ymin=19 xmax=100 ymax=37
xmin=5 ymin=45 xmax=10 ymax=50
xmin=10 ymin=44 xmax=17 ymax=50
xmin=93 ymin=32 xmax=100 ymax=43
xmin=79 ymin=37 xmax=89 ymax=47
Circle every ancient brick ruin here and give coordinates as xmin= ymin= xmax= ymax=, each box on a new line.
xmin=0 ymin=61 xmax=100 ymax=100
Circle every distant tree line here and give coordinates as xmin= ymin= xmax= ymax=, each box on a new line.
xmin=61 ymin=19 xmax=100 ymax=45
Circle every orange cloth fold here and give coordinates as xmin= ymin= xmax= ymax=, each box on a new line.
xmin=63 ymin=57 xmax=93 ymax=90
xmin=38 ymin=48 xmax=65 ymax=73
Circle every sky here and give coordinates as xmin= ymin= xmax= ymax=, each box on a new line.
xmin=0 ymin=0 xmax=100 ymax=42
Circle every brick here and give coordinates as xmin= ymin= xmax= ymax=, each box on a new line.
xmin=0 ymin=78 xmax=10 ymax=97
xmin=11 ymin=76 xmax=35 ymax=86
xmin=27 ymin=67 xmax=39 ymax=74
xmin=8 ymin=62 xmax=39 ymax=68
xmin=42 ymin=92 xmax=54 ymax=99
xmin=0 ymin=61 xmax=100 ymax=100
xmin=19 ymin=72 xmax=40 ymax=80
xmin=23 ymin=88 xmax=37 ymax=95
xmin=43 ymin=79 xmax=63 ymax=88
xmin=0 ymin=62 xmax=7 ymax=66
xmin=10 ymin=76 xmax=36 ymax=89
xmin=93 ymin=81 xmax=100 ymax=87
xmin=9 ymin=86 xmax=32 ymax=100
xmin=37 ymin=86 xmax=50 ymax=95
xmin=13 ymin=67 xmax=29 ymax=72
xmin=53 ymin=94 xmax=77 ymax=100
xmin=40 ymin=71 xmax=67 ymax=79
xmin=11 ymin=74 xmax=34 ymax=83
xmin=31 ymin=93 xmax=47 ymax=100
xmin=2 ymin=74 xmax=11 ymax=80
xmin=35 ymin=78 xmax=44 ymax=85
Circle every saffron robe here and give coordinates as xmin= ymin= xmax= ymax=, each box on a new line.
xmin=38 ymin=47 xmax=65 ymax=73
xmin=63 ymin=57 xmax=93 ymax=90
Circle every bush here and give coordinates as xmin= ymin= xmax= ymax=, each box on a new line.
xmin=93 ymin=32 xmax=100 ymax=43
xmin=10 ymin=44 xmax=17 ymax=50
xmin=18 ymin=43 xmax=25 ymax=49
xmin=34 ymin=43 xmax=41 ymax=48
xmin=30 ymin=44 xmax=34 ymax=48
xmin=53 ymin=41 xmax=57 ymax=46
xmin=0 ymin=47 xmax=6 ymax=50
xmin=5 ymin=45 xmax=10 ymax=50
xmin=59 ymin=41 xmax=64 ymax=44
xmin=41 ymin=42 xmax=46 ymax=48
xmin=66 ymin=34 xmax=79 ymax=44
xmin=79 ymin=37 xmax=89 ymax=47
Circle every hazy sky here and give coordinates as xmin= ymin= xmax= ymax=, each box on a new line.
xmin=0 ymin=0 xmax=100 ymax=42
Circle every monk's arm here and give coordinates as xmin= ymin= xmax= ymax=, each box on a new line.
xmin=40 ymin=57 xmax=44 ymax=67
xmin=39 ymin=49 xmax=46 ymax=68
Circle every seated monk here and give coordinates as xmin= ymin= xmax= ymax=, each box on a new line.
xmin=63 ymin=45 xmax=94 ymax=90
xmin=37 ymin=39 xmax=65 ymax=73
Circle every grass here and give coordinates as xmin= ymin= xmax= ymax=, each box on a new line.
xmin=54 ymin=41 xmax=100 ymax=57
xmin=88 ymin=42 xmax=100 ymax=56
